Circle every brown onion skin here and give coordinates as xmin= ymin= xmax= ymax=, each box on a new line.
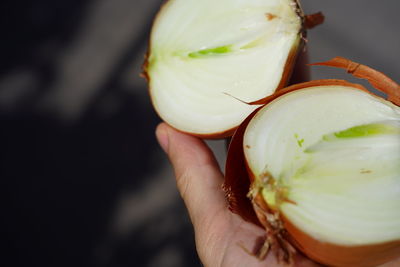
xmin=224 ymin=79 xmax=400 ymax=266
xmin=248 ymin=79 xmax=368 ymax=105
xmin=224 ymin=107 xmax=261 ymax=225
xmin=283 ymin=214 xmax=400 ymax=267
xmin=311 ymin=57 xmax=400 ymax=106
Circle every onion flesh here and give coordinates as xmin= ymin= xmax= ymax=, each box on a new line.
xmin=243 ymin=85 xmax=400 ymax=266
xmin=146 ymin=0 xmax=303 ymax=137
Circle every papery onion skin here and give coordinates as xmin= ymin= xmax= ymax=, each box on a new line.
xmin=310 ymin=57 xmax=400 ymax=106
xmin=224 ymin=107 xmax=261 ymax=225
xmin=248 ymin=79 xmax=368 ymax=105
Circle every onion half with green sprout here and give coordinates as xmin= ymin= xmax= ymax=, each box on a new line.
xmin=144 ymin=0 xmax=323 ymax=138
xmin=224 ymin=57 xmax=400 ymax=266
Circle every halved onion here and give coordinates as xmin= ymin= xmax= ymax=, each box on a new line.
xmin=145 ymin=0 xmax=308 ymax=138
xmin=224 ymin=59 xmax=400 ymax=266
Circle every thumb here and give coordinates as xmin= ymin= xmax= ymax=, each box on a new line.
xmin=155 ymin=123 xmax=228 ymax=226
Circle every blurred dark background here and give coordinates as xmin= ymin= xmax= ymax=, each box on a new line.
xmin=1 ymin=1 xmax=399 ymax=266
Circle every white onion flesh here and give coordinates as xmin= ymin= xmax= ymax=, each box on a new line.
xmin=244 ymin=86 xmax=400 ymax=246
xmin=148 ymin=0 xmax=302 ymax=135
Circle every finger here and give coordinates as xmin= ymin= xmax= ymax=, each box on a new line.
xmin=155 ymin=123 xmax=228 ymax=226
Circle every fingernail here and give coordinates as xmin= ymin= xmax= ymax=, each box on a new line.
xmin=156 ymin=124 xmax=169 ymax=153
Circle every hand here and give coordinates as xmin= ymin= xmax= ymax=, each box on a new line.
xmin=155 ymin=123 xmax=318 ymax=267
xmin=154 ymin=50 xmax=400 ymax=266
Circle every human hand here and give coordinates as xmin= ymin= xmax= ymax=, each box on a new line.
xmin=154 ymin=50 xmax=400 ymax=266
xmin=155 ymin=122 xmax=319 ymax=267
